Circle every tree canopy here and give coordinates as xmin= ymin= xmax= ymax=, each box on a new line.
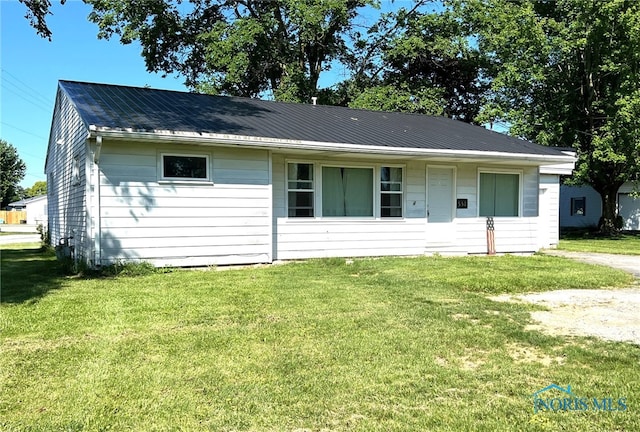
xmin=346 ymin=4 xmax=488 ymax=122
xmin=18 ymin=0 xmax=66 ymax=40
xmin=25 ymin=181 xmax=47 ymax=198
xmin=0 ymin=140 xmax=27 ymax=209
xmin=85 ymin=0 xmax=374 ymax=103
xmin=456 ymin=0 xmax=640 ymax=233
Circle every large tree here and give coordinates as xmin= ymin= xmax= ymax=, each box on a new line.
xmin=84 ymin=0 xmax=374 ymax=102
xmin=457 ymin=0 xmax=640 ymax=233
xmin=0 ymin=140 xmax=27 ymax=209
xmin=346 ymin=4 xmax=488 ymax=122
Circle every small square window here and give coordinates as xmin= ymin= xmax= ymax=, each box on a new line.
xmin=571 ymin=197 xmax=586 ymax=216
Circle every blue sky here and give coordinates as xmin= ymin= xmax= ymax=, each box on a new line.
xmin=1 ymin=0 xmax=187 ymax=188
xmin=0 ymin=0 xmax=417 ymax=189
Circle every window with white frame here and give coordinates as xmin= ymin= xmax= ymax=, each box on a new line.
xmin=380 ymin=167 xmax=403 ymax=217
xmin=287 ymin=163 xmax=314 ymax=217
xmin=161 ymin=154 xmax=209 ymax=180
xmin=322 ymin=166 xmax=373 ymax=217
xmin=287 ymin=162 xmax=404 ymax=218
xmin=479 ymin=172 xmax=520 ymax=217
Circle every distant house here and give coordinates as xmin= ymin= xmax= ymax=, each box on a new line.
xmin=7 ymin=195 xmax=48 ymax=225
xmin=45 ymin=80 xmax=575 ymax=267
xmin=560 ymin=182 xmax=639 ymax=231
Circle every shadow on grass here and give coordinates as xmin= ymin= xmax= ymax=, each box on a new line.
xmin=0 ymin=245 xmax=66 ymax=304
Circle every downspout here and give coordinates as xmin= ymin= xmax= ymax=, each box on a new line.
xmin=94 ymin=134 xmax=103 ymax=163
xmin=93 ymin=135 xmax=102 ymax=267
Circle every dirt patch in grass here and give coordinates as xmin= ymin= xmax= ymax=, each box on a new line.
xmin=506 ymin=342 xmax=565 ymax=366
xmin=490 ymin=288 xmax=640 ymax=345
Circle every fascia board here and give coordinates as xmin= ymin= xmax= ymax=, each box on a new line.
xmin=88 ymin=126 xmax=577 ymax=165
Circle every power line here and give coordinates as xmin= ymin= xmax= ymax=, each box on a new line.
xmin=1 ymin=83 xmax=52 ymax=113
xmin=1 ymin=121 xmax=49 ymax=141
xmin=1 ymin=68 xmax=54 ymax=106
xmin=25 ymin=172 xmax=46 ymax=180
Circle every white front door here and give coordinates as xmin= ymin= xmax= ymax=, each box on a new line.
xmin=427 ymin=167 xmax=455 ymax=243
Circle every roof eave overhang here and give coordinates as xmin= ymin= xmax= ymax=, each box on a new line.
xmin=88 ymin=126 xmax=577 ymax=166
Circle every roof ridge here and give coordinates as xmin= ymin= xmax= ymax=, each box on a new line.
xmin=57 ymin=80 xmax=451 ymax=121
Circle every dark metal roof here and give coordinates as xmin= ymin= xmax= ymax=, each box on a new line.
xmin=59 ymin=80 xmax=565 ymax=157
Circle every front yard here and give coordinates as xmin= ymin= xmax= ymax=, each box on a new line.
xmin=559 ymin=231 xmax=640 ymax=255
xmin=1 ymin=245 xmax=638 ymax=431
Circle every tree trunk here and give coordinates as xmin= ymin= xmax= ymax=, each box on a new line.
xmin=598 ymin=184 xmax=622 ymax=235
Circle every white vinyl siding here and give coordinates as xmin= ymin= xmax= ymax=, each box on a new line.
xmin=275 ymin=159 xmax=544 ymax=259
xmin=424 ymin=217 xmax=540 ymax=254
xmin=274 ymin=155 xmax=423 ymax=259
xmin=98 ymin=144 xmax=271 ymax=266
xmin=44 ymin=88 xmax=88 ymax=260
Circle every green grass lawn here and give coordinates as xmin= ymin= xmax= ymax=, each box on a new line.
xmin=559 ymin=232 xmax=640 ymax=255
xmin=1 ymin=245 xmax=638 ymax=431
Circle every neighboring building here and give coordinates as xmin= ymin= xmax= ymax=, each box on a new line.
xmin=7 ymin=195 xmax=48 ymax=225
xmin=560 ymin=182 xmax=640 ymax=231
xmin=45 ymin=80 xmax=575 ymax=268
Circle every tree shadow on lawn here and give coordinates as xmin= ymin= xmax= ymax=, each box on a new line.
xmin=0 ymin=245 xmax=66 ymax=304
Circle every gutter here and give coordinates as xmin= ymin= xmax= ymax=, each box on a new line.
xmin=88 ymin=126 xmax=576 ymax=165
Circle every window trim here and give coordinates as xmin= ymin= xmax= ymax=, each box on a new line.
xmin=320 ymin=163 xmax=376 ymax=218
xmin=286 ymin=161 xmax=315 ymax=218
xmin=380 ymin=165 xmax=405 ymax=218
xmin=285 ymin=159 xmax=405 ymax=220
xmin=158 ymin=152 xmax=212 ymax=184
xmin=570 ymin=196 xmax=586 ymax=216
xmin=477 ymin=168 xmax=523 ymax=217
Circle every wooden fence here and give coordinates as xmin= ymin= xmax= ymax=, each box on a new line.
xmin=0 ymin=211 xmax=27 ymax=224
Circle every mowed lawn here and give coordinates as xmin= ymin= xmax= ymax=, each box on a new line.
xmin=1 ymin=245 xmax=638 ymax=431
xmin=559 ymin=232 xmax=640 ymax=255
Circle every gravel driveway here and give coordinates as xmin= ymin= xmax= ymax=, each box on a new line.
xmin=542 ymin=249 xmax=640 ymax=277
xmin=491 ymin=250 xmax=640 ymax=345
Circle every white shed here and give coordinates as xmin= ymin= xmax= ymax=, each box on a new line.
xmin=7 ymin=195 xmax=48 ymax=225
